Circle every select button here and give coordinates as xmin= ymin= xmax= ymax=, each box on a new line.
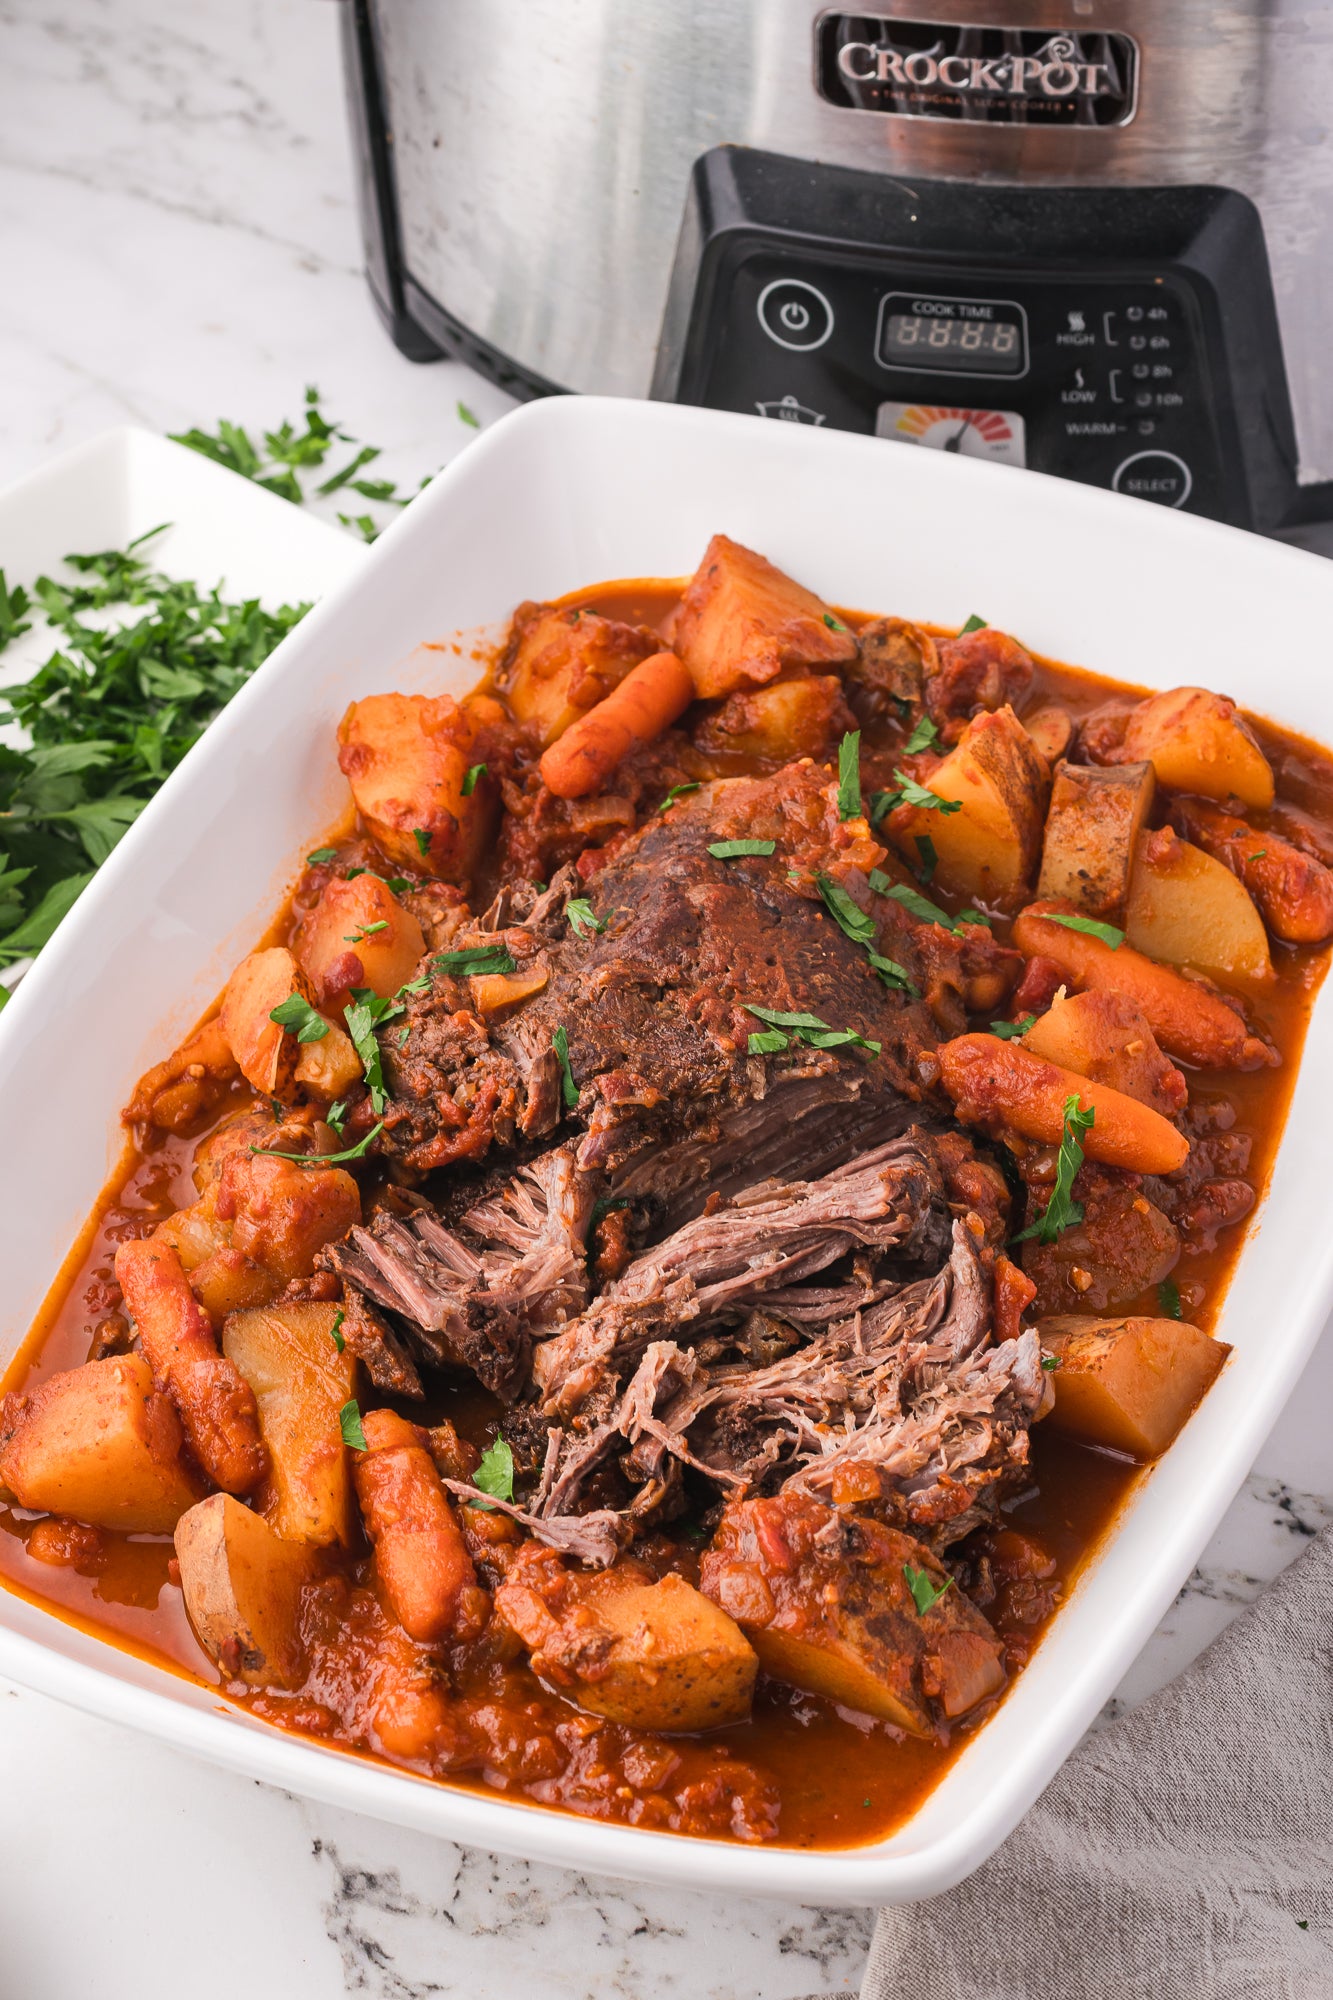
xmin=1112 ymin=449 xmax=1192 ymax=508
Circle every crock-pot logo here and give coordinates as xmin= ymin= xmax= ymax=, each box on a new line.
xmin=815 ymin=15 xmax=1138 ymax=127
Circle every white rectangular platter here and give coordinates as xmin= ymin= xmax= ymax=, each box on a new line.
xmin=0 ymin=401 xmax=1330 ymax=1906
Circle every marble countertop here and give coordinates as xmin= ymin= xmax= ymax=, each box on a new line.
xmin=3 ymin=3 xmax=1331 ymax=1995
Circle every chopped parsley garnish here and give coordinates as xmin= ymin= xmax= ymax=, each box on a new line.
xmin=268 ymin=992 xmax=330 ymax=1043
xmin=744 ymin=1002 xmax=881 ymax=1057
xmin=958 ymin=614 xmax=988 ymax=635
xmin=326 ymin=1098 xmax=348 ymax=1135
xmin=250 ymin=1120 xmax=385 ymax=1167
xmin=457 ymin=400 xmax=480 ymax=429
xmin=748 ymin=1028 xmax=789 ymax=1055
xmin=470 ymin=1436 xmax=516 ymax=1510
xmin=823 ymin=612 xmax=847 ymax=632
xmin=565 ymin=897 xmax=606 ymax=937
xmin=268 ymin=1096 xmax=284 ymax=1123
xmin=1158 ymin=1278 xmax=1183 ymax=1320
xmin=903 ymin=1563 xmax=955 ymax=1616
xmin=1249 ymin=850 xmax=1267 ymax=862
xmin=904 ymin=714 xmax=939 ymax=754
xmin=957 ymin=908 xmax=992 ymax=928
xmin=1041 ymin=1354 xmax=1062 ymax=1372
xmin=330 ymin=1308 xmax=346 ymax=1354
xmin=914 ymin=835 xmax=937 ymax=885
xmin=836 ymin=730 xmax=862 ymax=820
xmin=413 ymin=827 xmax=432 ymax=856
xmin=1041 ymin=911 xmax=1125 ymax=949
xmin=1012 ymin=1095 xmax=1095 ymax=1245
xmin=990 ymin=1016 xmax=1035 ymax=1040
xmin=397 ymin=1024 xmax=410 ymax=1045
xmin=339 ymin=1399 xmax=367 ymax=1450
xmin=433 ymin=943 xmax=517 ymax=976
xmin=658 ymin=781 xmax=701 ymax=812
xmin=553 ymin=1024 xmax=579 ymax=1108
xmin=815 ymin=872 xmax=921 ymax=997
xmin=868 ymin=791 xmax=897 ymax=827
xmin=892 ymin=768 xmax=961 ymax=814
xmin=346 ymin=867 xmax=411 ymax=893
xmin=343 ymin=988 xmax=403 ymax=1112
xmin=344 ymin=919 xmax=389 ymax=943
xmin=869 ymin=871 xmax=956 ymax=931
xmin=306 ymin=846 xmax=337 ymax=866
xmin=591 ymin=1195 xmax=632 ymax=1226
xmin=461 ymin=762 xmax=486 ymax=796
xmin=708 ymin=839 xmax=776 ymax=860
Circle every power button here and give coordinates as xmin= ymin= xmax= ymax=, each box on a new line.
xmin=756 ymin=278 xmax=834 ymax=353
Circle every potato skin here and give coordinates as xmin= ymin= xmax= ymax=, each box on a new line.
xmin=175 ymin=1491 xmax=319 ymax=1688
xmin=670 ymin=534 xmax=856 ymax=700
xmin=291 ymin=873 xmax=427 ymax=1006
xmin=1039 ymin=1314 xmax=1229 ymax=1457
xmin=224 ymin=1303 xmax=358 ymax=1547
xmin=336 ymin=691 xmax=496 ymax=881
xmin=0 ymin=1355 xmax=201 ymax=1533
xmin=1126 ymin=826 xmax=1272 ymax=983
xmin=221 ymin=947 xmax=317 ymax=1099
xmin=1037 ymin=760 xmax=1155 ymax=922
xmin=888 ymin=705 xmax=1049 ymax=900
xmin=1096 ymin=685 xmax=1274 ymax=809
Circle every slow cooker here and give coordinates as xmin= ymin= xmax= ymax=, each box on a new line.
xmin=341 ymin=3 xmax=1333 ymax=536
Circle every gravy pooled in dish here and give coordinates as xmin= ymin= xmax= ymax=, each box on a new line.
xmin=4 ymin=534 xmax=1333 ymax=1849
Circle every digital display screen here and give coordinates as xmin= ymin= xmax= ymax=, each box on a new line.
xmin=881 ymin=310 xmax=1025 ymax=376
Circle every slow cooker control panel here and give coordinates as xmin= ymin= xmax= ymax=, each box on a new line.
xmin=655 ymin=155 xmax=1299 ymax=534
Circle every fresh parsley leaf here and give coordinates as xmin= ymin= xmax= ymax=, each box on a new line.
xmin=339 ymin=1399 xmax=367 ymax=1450
xmin=958 ymin=614 xmax=988 ymax=635
xmin=1158 ymin=1278 xmax=1183 ymax=1320
xmin=904 ymin=714 xmax=939 ymax=754
xmin=868 ymin=950 xmax=919 ymax=996
xmin=658 ymin=781 xmax=701 ymax=812
xmin=1041 ymin=1354 xmax=1062 ymax=1372
xmin=326 ymin=1098 xmax=348 ymax=1136
xmin=461 ymin=762 xmax=486 ymax=796
xmin=1249 ymin=850 xmax=1267 ymax=862
xmin=269 ymin=992 xmax=330 ymax=1044
xmin=869 ymin=872 xmax=956 ymax=931
xmin=913 ymin=833 xmax=937 ymax=884
xmin=892 ymin=767 xmax=961 ymax=815
xmin=457 ymin=401 xmax=480 ymax=430
xmin=823 ymin=612 xmax=847 ymax=632
xmin=306 ymin=846 xmax=337 ymax=866
xmin=0 ymin=570 xmax=33 ymax=651
xmin=330 ymin=1308 xmax=346 ymax=1353
xmin=565 ymin=897 xmax=606 ymax=937
xmin=748 ymin=1028 xmax=789 ymax=1055
xmin=553 ymin=1024 xmax=579 ymax=1108
xmin=413 ymin=828 xmax=432 ymax=855
xmin=816 ymin=872 xmax=875 ymax=947
xmin=1012 ymin=1095 xmax=1095 ymax=1245
xmin=345 ymin=867 xmax=410 ymax=893
xmin=469 ymin=1436 xmax=515 ymax=1510
xmin=990 ymin=1016 xmax=1035 ymax=1040
xmin=250 ymin=1120 xmax=386 ymax=1167
xmin=709 ymin=839 xmax=776 ymax=860
xmin=433 ymin=943 xmax=517 ymax=977
xmin=903 ymin=1563 xmax=955 ymax=1616
xmin=591 ymin=1195 xmax=632 ymax=1226
xmin=836 ymin=730 xmax=862 ymax=820
xmin=744 ymin=1002 xmax=881 ymax=1057
xmin=344 ymin=919 xmax=389 ymax=943
xmin=1041 ymin=911 xmax=1125 ymax=949
xmin=344 ymin=991 xmax=397 ymax=1111
xmin=956 ymin=907 xmax=992 ymax=928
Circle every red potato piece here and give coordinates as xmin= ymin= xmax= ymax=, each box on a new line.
xmin=886 ymin=705 xmax=1049 ymax=900
xmin=175 ymin=1491 xmax=319 ymax=1688
xmin=1126 ymin=825 xmax=1273 ymax=984
xmin=336 ymin=691 xmax=497 ymax=881
xmin=223 ymin=1303 xmax=358 ymax=1547
xmin=212 ymin=1148 xmax=361 ymax=1287
xmin=292 ymin=1021 xmax=364 ymax=1103
xmin=1037 ymin=760 xmax=1156 ymax=923
xmin=1106 ymin=686 xmax=1274 ymax=810
xmin=700 ymin=1494 xmax=1005 ymax=1733
xmin=1023 ymin=706 xmax=1074 ymax=765
xmin=123 ymin=1016 xmax=240 ymax=1135
xmin=1021 ymin=988 xmax=1188 ymax=1117
xmin=937 ymin=1033 xmax=1190 ymax=1174
xmin=353 ymin=1408 xmax=483 ymax=1644
xmin=114 ymin=1237 xmax=268 ymax=1496
xmin=1039 ymin=1313 xmax=1230 ymax=1458
xmin=0 ymin=1355 xmax=202 ymax=1533
xmin=221 ymin=947 xmax=318 ymax=1099
xmin=539 ymin=650 xmax=694 ymax=800
xmin=291 ymin=873 xmax=427 ymax=1006
xmin=495 ymin=601 xmax=659 ymax=749
xmin=1012 ymin=901 xmax=1276 ymax=1071
xmin=1169 ymin=797 xmax=1333 ymax=945
xmin=693 ymin=673 xmax=855 ymax=764
xmin=670 ymin=534 xmax=857 ymax=700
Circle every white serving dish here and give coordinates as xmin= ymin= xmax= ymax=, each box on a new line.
xmin=1 ymin=401 xmax=1331 ymax=1907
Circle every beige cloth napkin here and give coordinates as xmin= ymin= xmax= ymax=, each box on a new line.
xmin=802 ymin=1526 xmax=1333 ymax=2000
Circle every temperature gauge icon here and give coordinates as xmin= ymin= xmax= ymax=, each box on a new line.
xmin=875 ymin=403 xmax=1026 ymax=467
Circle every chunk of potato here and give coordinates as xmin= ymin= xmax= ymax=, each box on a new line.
xmin=212 ymin=1149 xmax=361 ymax=1288
xmin=1021 ymin=989 xmax=1187 ymax=1116
xmin=0 ymin=1356 xmax=202 ymax=1534
xmin=1170 ymin=797 xmax=1333 ymax=946
xmin=701 ymin=1496 xmax=1005 ymax=1733
xmin=1023 ymin=706 xmax=1073 ymax=765
xmin=175 ymin=1491 xmax=319 ymax=1687
xmin=887 ymin=705 xmax=1050 ymax=899
xmin=670 ymin=534 xmax=857 ymax=700
xmin=1125 ymin=826 xmax=1273 ymax=983
xmin=1037 ymin=760 xmax=1156 ymax=922
xmin=291 ymin=873 xmax=427 ymax=1006
xmin=693 ymin=673 xmax=854 ymax=764
xmin=223 ymin=1304 xmax=358 ymax=1547
xmin=292 ymin=1021 xmax=364 ymax=1103
xmin=1039 ymin=1313 xmax=1229 ymax=1458
xmin=495 ymin=601 xmax=658 ymax=748
xmin=336 ymin=691 xmax=496 ymax=881
xmin=1119 ymin=686 xmax=1274 ymax=809
xmin=220 ymin=947 xmax=319 ymax=1098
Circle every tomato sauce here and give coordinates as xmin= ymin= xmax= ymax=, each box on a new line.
xmin=1 ymin=576 xmax=1330 ymax=1851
